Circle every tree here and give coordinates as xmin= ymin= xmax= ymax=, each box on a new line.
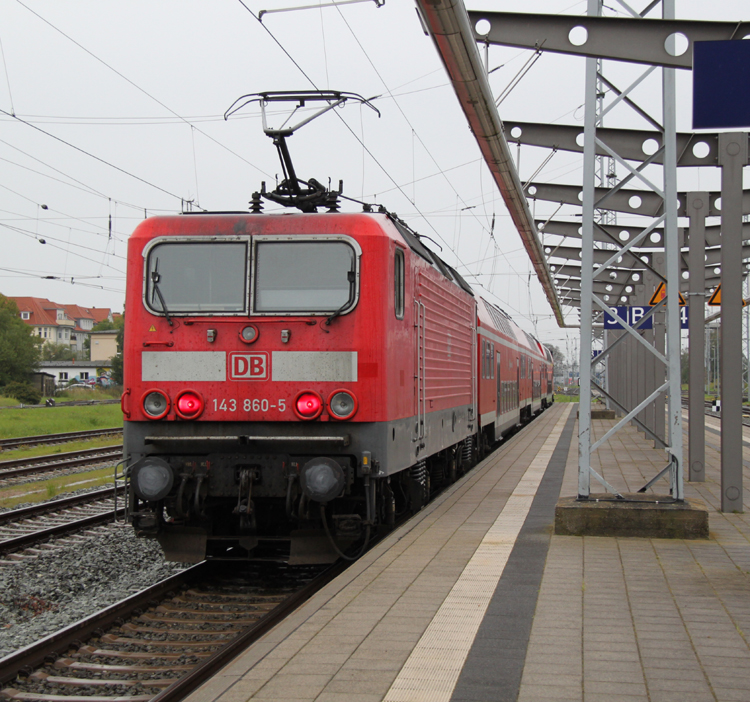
xmin=0 ymin=295 xmax=41 ymax=386
xmin=545 ymin=343 xmax=566 ymax=370
xmin=91 ymin=319 xmax=117 ymax=332
xmin=681 ymin=348 xmax=689 ymax=386
xmin=110 ymin=314 xmax=125 ymax=385
xmin=41 ymin=342 xmax=75 ymax=361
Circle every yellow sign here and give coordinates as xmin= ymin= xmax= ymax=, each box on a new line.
xmin=707 ymin=285 xmax=749 ymax=307
xmin=149 ymin=325 xmax=157 ymax=332
xmin=649 ymin=282 xmax=686 ymax=307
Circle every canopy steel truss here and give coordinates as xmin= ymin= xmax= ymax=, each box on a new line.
xmin=419 ymin=1 xmax=748 ymax=507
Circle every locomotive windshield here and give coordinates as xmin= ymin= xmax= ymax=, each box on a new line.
xmin=253 ymin=240 xmax=356 ymax=314
xmin=145 ymin=240 xmax=249 ymax=314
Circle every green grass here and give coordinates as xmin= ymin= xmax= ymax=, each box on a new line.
xmin=54 ymin=387 xmax=121 ymax=402
xmin=0 ymin=403 xmax=123 ymax=440
xmin=0 ymin=466 xmax=117 ymax=510
xmin=555 ymin=394 xmax=580 ymax=403
xmin=0 ymin=387 xmax=120 ymax=408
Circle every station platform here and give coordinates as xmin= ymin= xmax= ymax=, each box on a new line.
xmin=185 ymin=402 xmax=750 ymax=702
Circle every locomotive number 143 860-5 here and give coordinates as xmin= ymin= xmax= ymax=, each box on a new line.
xmin=212 ymin=398 xmax=287 ymax=413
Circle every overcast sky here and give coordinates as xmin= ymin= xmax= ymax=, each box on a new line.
xmin=0 ymin=0 xmax=746 ymax=359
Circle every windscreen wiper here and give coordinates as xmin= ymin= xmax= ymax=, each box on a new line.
xmin=326 ymin=270 xmax=356 ymax=326
xmin=150 ymin=259 xmax=173 ymax=326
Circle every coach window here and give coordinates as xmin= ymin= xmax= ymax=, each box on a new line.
xmin=490 ymin=344 xmax=495 ymax=379
xmin=394 ymin=248 xmax=405 ymax=319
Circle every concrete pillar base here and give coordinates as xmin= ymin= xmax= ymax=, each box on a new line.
xmin=555 ymin=493 xmax=708 ymax=539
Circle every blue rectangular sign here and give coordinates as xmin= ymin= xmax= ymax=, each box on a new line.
xmin=693 ymin=40 xmax=750 ymax=130
xmin=604 ymin=306 xmax=689 ymax=330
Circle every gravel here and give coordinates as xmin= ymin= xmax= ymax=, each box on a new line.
xmin=0 ymin=523 xmax=185 ymax=659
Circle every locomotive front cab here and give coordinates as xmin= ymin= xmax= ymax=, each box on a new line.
xmin=123 ymin=214 xmax=392 ymax=564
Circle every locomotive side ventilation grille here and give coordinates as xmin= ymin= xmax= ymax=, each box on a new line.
xmin=418 ymin=272 xmax=474 ymax=409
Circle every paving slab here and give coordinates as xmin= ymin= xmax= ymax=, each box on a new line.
xmin=184 ymin=405 xmax=750 ymax=702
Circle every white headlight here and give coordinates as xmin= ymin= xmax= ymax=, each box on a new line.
xmin=143 ymin=390 xmax=169 ymax=418
xmin=328 ymin=390 xmax=357 ymax=419
xmin=132 ymin=458 xmax=174 ymax=501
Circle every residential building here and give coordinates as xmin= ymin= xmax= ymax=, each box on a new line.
xmin=9 ymin=297 xmax=115 ymax=355
xmin=39 ymin=360 xmax=112 ymax=388
xmin=89 ymin=329 xmax=118 ymax=362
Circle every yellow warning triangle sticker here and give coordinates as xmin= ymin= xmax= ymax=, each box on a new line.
xmin=707 ymin=285 xmax=748 ymax=307
xmin=149 ymin=325 xmax=157 ymax=332
xmin=649 ymin=281 xmax=686 ymax=307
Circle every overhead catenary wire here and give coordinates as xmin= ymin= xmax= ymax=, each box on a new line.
xmin=0 ymin=183 xmax=128 ymax=244
xmin=0 ymin=108 xmax=187 ymax=204
xmin=334 ymin=8 xmax=506 ymax=247
xmin=0 ymin=266 xmax=123 ymax=293
xmin=233 ymin=0 xmax=480 ymax=280
xmin=0 ymin=221 xmax=126 ymax=271
xmin=0 ymin=137 xmax=158 ymax=215
xmin=493 ymin=49 xmax=543 ymax=108
xmin=0 ymin=31 xmax=15 ymax=116
xmin=332 ymin=5 xmax=555 ymax=323
xmin=0 ymin=206 xmax=129 ymax=250
xmin=14 ymin=0 xmax=271 ymax=184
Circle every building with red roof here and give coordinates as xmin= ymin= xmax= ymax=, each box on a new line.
xmin=8 ymin=296 xmax=114 ymax=355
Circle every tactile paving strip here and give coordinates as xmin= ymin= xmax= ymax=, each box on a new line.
xmin=383 ymin=404 xmax=573 ymax=702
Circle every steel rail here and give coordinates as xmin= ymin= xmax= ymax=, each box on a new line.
xmin=0 ymin=447 xmax=123 ymax=480
xmin=0 ymin=563 xmax=209 ymax=686
xmin=0 ymin=507 xmax=124 ymax=554
xmin=0 ymin=428 xmax=122 ymax=451
xmin=150 ymin=560 xmax=349 ymax=702
xmin=0 ymin=561 xmax=345 ymax=698
xmin=0 ymin=486 xmax=124 ymax=526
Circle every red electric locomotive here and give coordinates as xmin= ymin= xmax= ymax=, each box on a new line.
xmin=123 ymin=211 xmax=483 ymax=562
xmin=121 ymin=90 xmax=552 ymax=563
xmin=121 ymin=211 xmax=552 ymax=563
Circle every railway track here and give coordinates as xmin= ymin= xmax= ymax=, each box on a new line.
xmin=680 ymin=396 xmax=750 ymax=426
xmin=0 ymin=560 xmax=344 ymax=702
xmin=0 ymin=446 xmax=123 ymax=483
xmin=0 ymin=400 xmax=120 ymax=412
xmin=0 ymin=429 xmax=123 ymax=452
xmin=0 ymin=487 xmax=125 ymax=559
xmin=0 ymin=409 xmax=545 ymax=699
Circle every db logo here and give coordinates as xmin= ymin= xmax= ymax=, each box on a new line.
xmin=229 ymin=352 xmax=269 ymax=380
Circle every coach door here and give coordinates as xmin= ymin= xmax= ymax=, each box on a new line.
xmin=496 ymin=349 xmax=502 ymax=418
xmin=517 ymin=358 xmax=521 ymax=410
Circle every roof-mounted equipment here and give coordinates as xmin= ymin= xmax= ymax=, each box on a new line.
xmin=224 ymin=90 xmax=380 ymax=213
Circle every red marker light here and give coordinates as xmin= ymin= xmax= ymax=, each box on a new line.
xmin=175 ymin=390 xmax=204 ymax=419
xmin=295 ymin=391 xmax=323 ymax=420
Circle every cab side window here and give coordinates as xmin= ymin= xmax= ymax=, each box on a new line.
xmin=395 ymin=248 xmax=405 ymax=319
